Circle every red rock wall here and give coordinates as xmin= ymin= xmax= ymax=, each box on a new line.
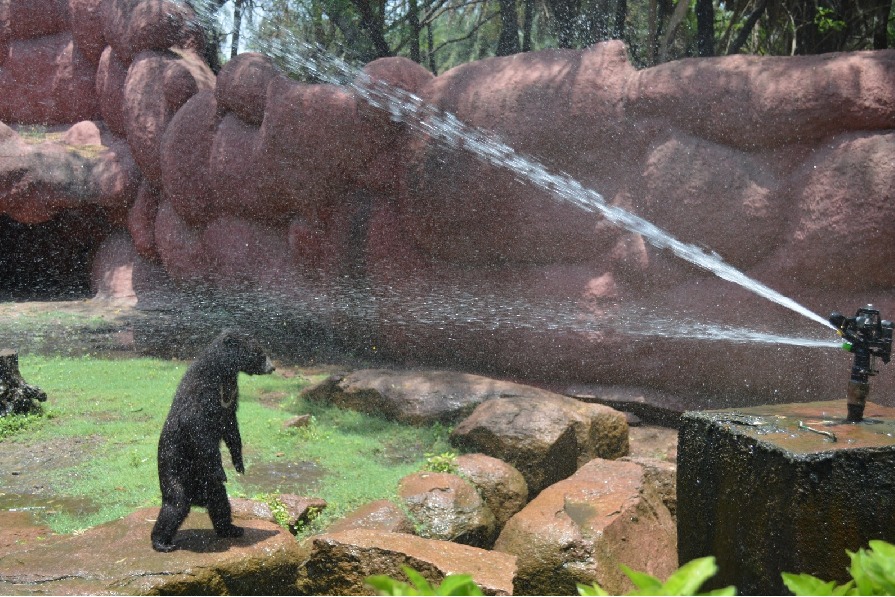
xmin=2 ymin=0 xmax=894 ymax=409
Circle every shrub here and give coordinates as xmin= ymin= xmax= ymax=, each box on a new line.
xmin=366 ymin=566 xmax=484 ymax=596
xmin=782 ymin=540 xmax=895 ymax=596
xmin=577 ymin=556 xmax=735 ymax=596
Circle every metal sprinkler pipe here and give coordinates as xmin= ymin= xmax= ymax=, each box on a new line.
xmin=829 ymin=306 xmax=893 ymax=422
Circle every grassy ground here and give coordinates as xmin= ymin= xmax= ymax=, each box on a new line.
xmin=2 ymin=355 xmax=451 ymax=536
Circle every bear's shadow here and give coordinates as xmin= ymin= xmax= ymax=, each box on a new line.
xmin=172 ymin=527 xmax=280 ymax=553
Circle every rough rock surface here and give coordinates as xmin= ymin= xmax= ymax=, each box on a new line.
xmin=493 ymin=458 xmax=677 ymax=595
xmin=296 ymin=528 xmax=516 ymax=595
xmin=300 ymin=368 xmax=553 ymax=425
xmin=0 ymin=121 xmax=139 ymax=225
xmin=325 ymin=499 xmax=416 ymax=535
xmin=398 ymin=471 xmax=497 ymax=548
xmin=456 ymin=453 xmax=528 ymax=529
xmin=0 ymin=507 xmax=304 ymax=595
xmin=451 ymin=393 xmax=629 ymax=495
xmin=2 ymin=0 xmax=895 ymax=412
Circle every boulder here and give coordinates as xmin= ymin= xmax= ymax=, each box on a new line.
xmin=0 ymin=507 xmax=304 ymax=595
xmin=620 ymin=455 xmax=677 ymax=519
xmin=775 ymin=131 xmax=895 ymax=292
xmin=295 ymin=528 xmax=516 ymax=595
xmin=159 ymin=90 xmax=219 ymax=226
xmin=0 ymin=122 xmax=139 ymax=225
xmin=255 ymin=76 xmax=379 ymax=213
xmin=326 ymin=499 xmax=416 ymax=535
xmin=493 ymin=458 xmax=677 ymax=596
xmin=0 ymin=34 xmax=100 ymax=125
xmin=215 ymin=52 xmax=279 ymax=125
xmin=102 ymin=0 xmax=204 ymax=65
xmin=128 ymin=179 xmax=162 ymax=259
xmin=301 ymin=368 xmax=556 ymax=426
xmin=456 ymin=453 xmax=528 ymax=529
xmin=69 ymin=0 xmax=106 ymax=64
xmin=95 ymin=45 xmax=129 ymax=136
xmin=451 ymin=393 xmax=629 ymax=495
xmin=123 ymin=48 xmax=214 ymax=185
xmin=397 ymin=471 xmax=497 ymax=548
xmin=8 ymin=0 xmax=68 ymax=40
xmin=626 ymin=51 xmax=895 ymax=150
xmin=207 ymin=113 xmax=263 ymax=219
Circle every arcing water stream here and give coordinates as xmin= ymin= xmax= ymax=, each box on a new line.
xmin=182 ymin=3 xmax=840 ymax=348
xmin=245 ymin=32 xmax=836 ymax=334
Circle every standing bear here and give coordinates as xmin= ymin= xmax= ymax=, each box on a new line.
xmin=151 ymin=329 xmax=275 ymax=552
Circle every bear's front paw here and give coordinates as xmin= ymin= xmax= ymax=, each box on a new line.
xmin=152 ymin=540 xmax=177 ymax=552
xmin=217 ymin=524 xmax=244 ymax=538
xmin=234 ymin=461 xmax=245 ymax=474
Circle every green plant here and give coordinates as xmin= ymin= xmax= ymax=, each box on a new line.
xmin=814 ymin=7 xmax=846 ymax=33
xmin=366 ymin=566 xmax=484 ymax=596
xmin=577 ymin=556 xmax=736 ymax=596
xmin=259 ymin=494 xmax=292 ymax=528
xmin=782 ymin=540 xmax=895 ymax=596
xmin=0 ymin=412 xmax=46 ymax=439
xmin=423 ymin=451 xmax=458 ymax=474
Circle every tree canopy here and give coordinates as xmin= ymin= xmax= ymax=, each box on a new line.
xmin=206 ymin=0 xmax=894 ymax=73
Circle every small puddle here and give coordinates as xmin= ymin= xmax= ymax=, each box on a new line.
xmin=0 ymin=492 xmax=99 ymax=519
xmin=240 ymin=460 xmax=323 ymax=494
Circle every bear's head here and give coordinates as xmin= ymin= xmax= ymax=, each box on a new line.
xmin=214 ymin=329 xmax=276 ymax=376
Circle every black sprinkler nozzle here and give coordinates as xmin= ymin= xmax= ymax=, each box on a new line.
xmin=829 ymin=306 xmax=893 ymax=422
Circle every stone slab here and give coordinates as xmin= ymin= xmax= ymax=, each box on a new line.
xmin=0 ymin=507 xmax=303 ymax=595
xmin=678 ymin=400 xmax=895 ymax=595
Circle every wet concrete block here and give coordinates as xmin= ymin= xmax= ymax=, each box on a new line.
xmin=677 ymin=400 xmax=895 ymax=596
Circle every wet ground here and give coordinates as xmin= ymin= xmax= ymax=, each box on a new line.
xmin=0 ymin=298 xmax=678 ymax=540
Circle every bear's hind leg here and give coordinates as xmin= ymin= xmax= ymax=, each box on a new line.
xmin=151 ymin=486 xmax=190 ymax=552
xmin=206 ymin=481 xmax=243 ymax=539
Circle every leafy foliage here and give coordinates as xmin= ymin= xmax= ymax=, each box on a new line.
xmin=577 ymin=557 xmax=735 ymax=596
xmin=366 ymin=566 xmax=484 ymax=596
xmin=782 ymin=540 xmax=895 ymax=596
xmin=0 ymin=412 xmax=45 ymax=439
xmin=423 ymin=451 xmax=459 ymax=474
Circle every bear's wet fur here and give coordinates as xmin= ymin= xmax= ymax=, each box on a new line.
xmin=151 ymin=329 xmax=275 ymax=552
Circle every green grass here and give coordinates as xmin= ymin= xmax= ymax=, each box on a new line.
xmin=5 ymin=356 xmax=451 ymax=535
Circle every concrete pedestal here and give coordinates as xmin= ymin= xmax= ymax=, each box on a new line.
xmin=678 ymin=401 xmax=895 ymax=595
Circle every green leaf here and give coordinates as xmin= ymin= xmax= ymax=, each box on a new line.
xmin=621 ymin=564 xmax=663 ymax=594
xmin=402 ymin=566 xmax=437 ymax=595
xmin=849 ymin=548 xmax=874 ymax=595
xmin=851 ymin=542 xmax=895 ymax=595
xmin=577 ymin=582 xmax=610 ymax=596
xmin=781 ymin=572 xmax=852 ymax=596
xmin=702 ymin=586 xmax=737 ymax=596
xmin=366 ymin=574 xmax=416 ymax=595
xmin=435 ymin=574 xmax=484 ymax=596
xmin=662 ymin=557 xmax=719 ymax=595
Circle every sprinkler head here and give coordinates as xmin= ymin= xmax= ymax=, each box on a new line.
xmin=829 ymin=306 xmax=893 ymax=422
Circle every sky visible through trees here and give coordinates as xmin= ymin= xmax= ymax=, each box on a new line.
xmin=202 ymin=0 xmax=893 ymax=74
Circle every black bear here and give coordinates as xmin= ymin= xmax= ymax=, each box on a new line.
xmin=151 ymin=329 xmax=275 ymax=552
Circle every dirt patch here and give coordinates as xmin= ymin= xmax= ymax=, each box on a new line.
xmin=0 ymin=435 xmax=102 ymax=496
xmin=0 ymin=510 xmax=63 ymax=558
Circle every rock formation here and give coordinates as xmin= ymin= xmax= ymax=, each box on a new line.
xmin=2 ymin=0 xmax=894 ymax=410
